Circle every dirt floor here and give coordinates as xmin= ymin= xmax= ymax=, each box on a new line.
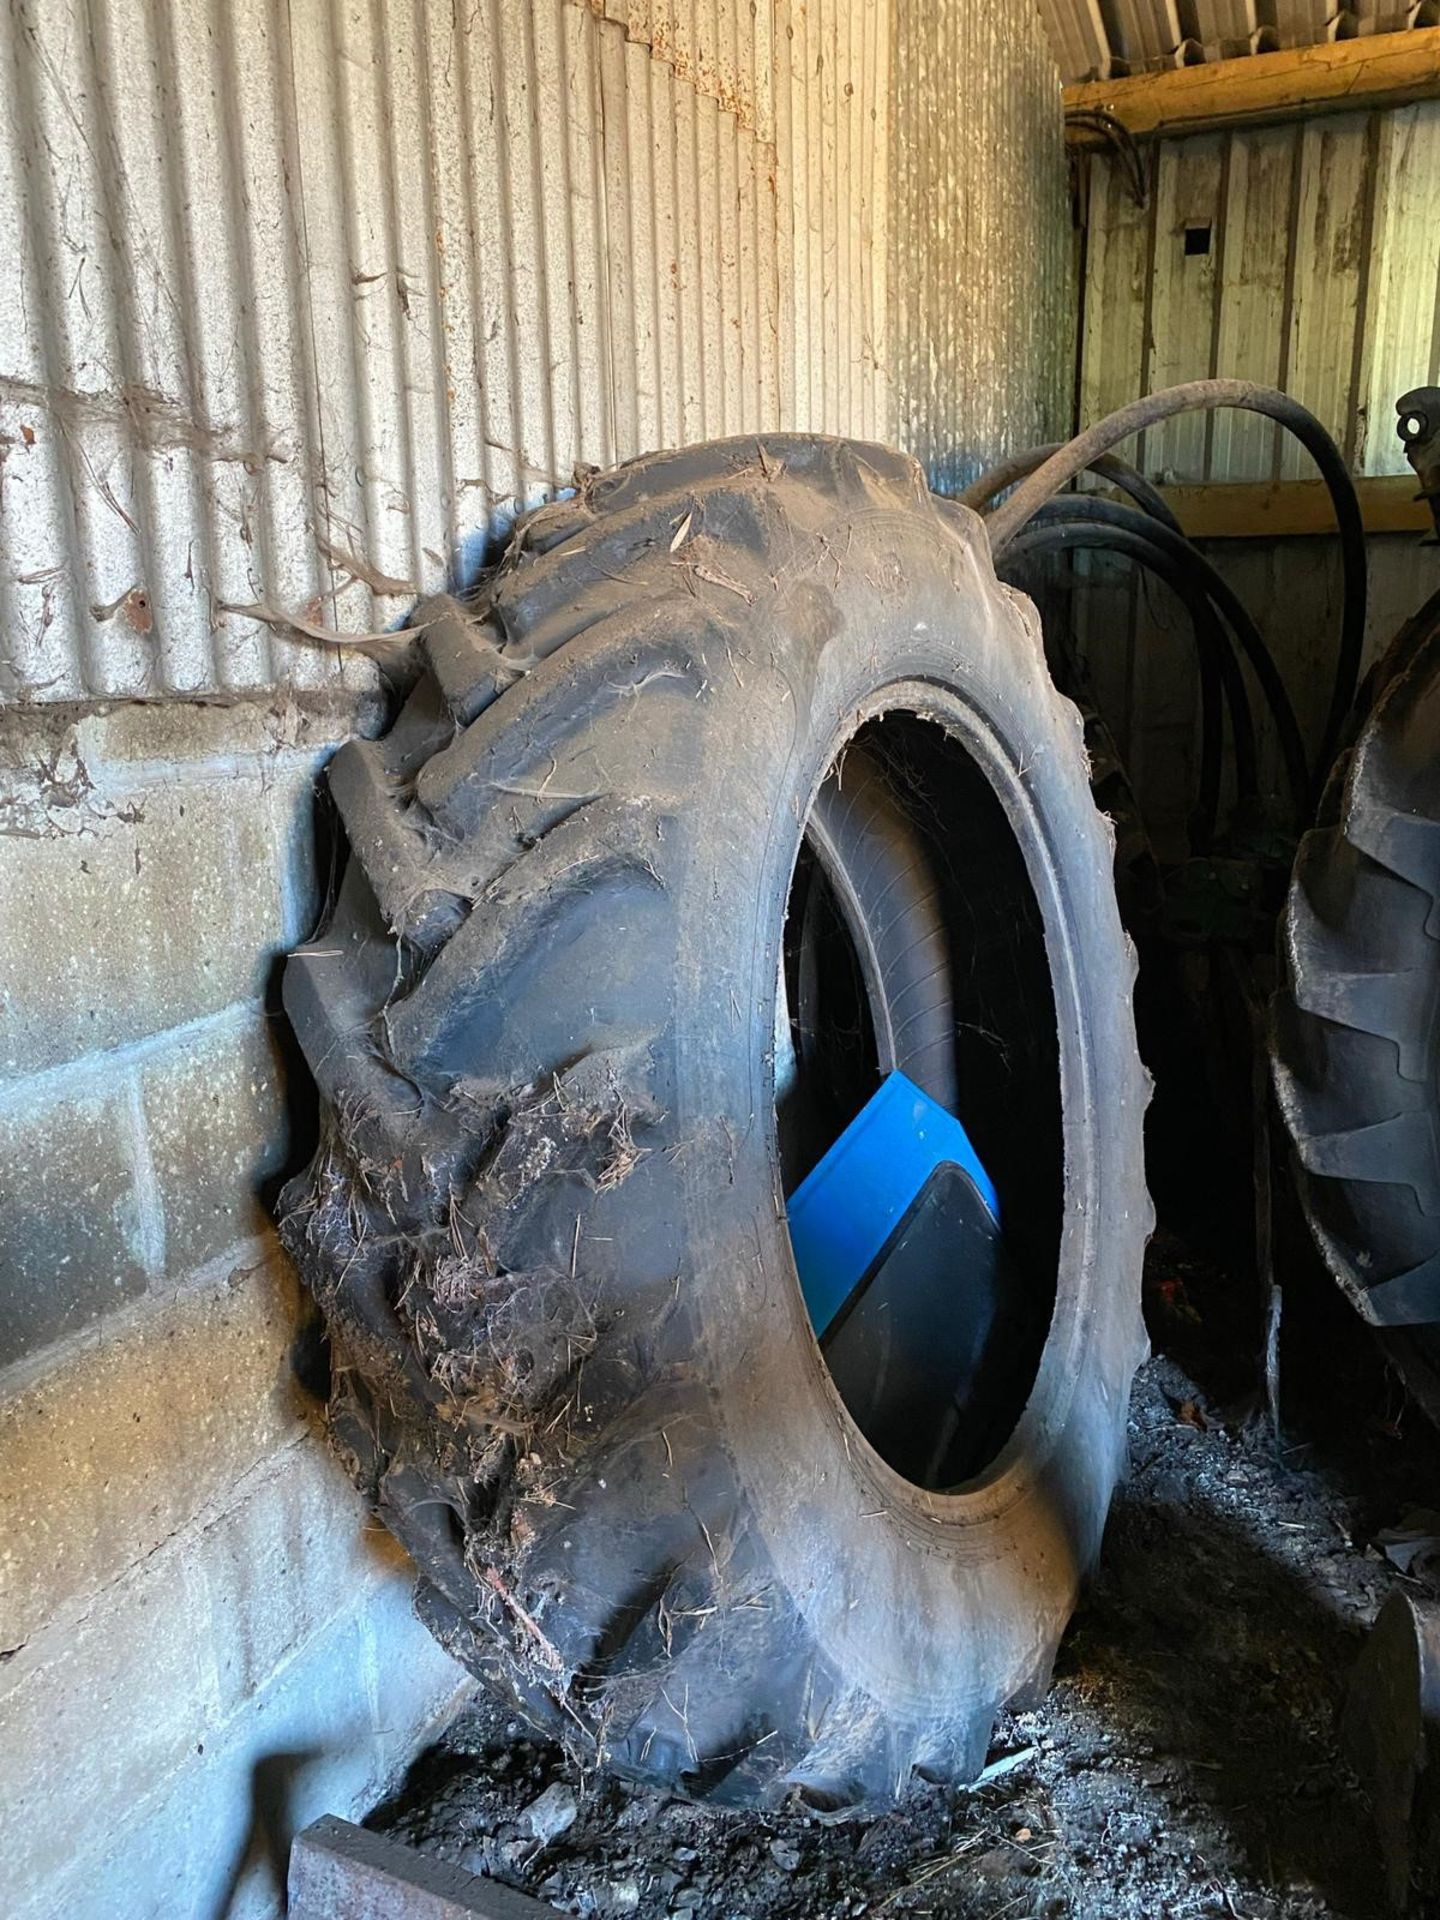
xmin=370 ymin=1229 xmax=1440 ymax=1919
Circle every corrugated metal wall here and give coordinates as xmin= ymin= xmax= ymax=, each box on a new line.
xmin=1074 ymin=107 xmax=1440 ymax=850
xmin=0 ymin=0 xmax=1074 ymax=708
xmin=1 ymin=0 xmax=888 ymax=703
xmin=890 ymin=0 xmax=1075 ymax=495
xmin=1080 ymin=102 xmax=1440 ymax=480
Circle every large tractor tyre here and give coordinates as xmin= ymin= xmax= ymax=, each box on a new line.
xmin=279 ymin=435 xmax=1150 ymax=1812
xmin=1273 ymin=588 xmax=1440 ymax=1325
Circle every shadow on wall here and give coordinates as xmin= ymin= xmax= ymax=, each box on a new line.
xmin=213 ymin=1750 xmax=324 ymax=1920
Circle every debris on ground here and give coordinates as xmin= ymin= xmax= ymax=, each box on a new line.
xmin=369 ymin=1236 xmax=1440 ymax=1917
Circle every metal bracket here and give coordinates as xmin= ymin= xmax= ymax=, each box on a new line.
xmin=1397 ymin=387 xmax=1440 ymax=542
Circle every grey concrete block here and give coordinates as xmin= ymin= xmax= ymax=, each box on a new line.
xmin=0 ymin=695 xmax=362 ymax=1080
xmin=1 ymin=1436 xmax=414 ymax=1895
xmin=0 ymin=1511 xmax=218 ymax=1891
xmin=10 ymin=1562 xmax=466 ymax=1920
xmin=141 ymin=1012 xmax=290 ymax=1280
xmin=2 ymin=1284 xmax=462 ymax=1911
xmin=290 ymin=1816 xmax=563 ymax=1918
xmin=66 ymin=691 xmax=371 ymax=773
xmin=0 ymin=692 xmax=464 ymax=1920
xmin=194 ymin=1437 xmax=409 ymax=1716
xmin=0 ymin=1076 xmax=151 ymax=1365
xmin=0 ymin=1250 xmax=308 ymax=1646
xmin=0 ymin=769 xmax=283 ymax=1077
xmin=271 ymin=754 xmax=331 ymax=944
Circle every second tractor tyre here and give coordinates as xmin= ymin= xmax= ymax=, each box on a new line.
xmin=1273 ymin=589 xmax=1440 ymax=1325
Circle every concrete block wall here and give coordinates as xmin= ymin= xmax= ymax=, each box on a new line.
xmin=0 ymin=692 xmax=470 ymax=1920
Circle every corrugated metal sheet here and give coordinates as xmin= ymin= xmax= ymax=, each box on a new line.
xmin=2 ymin=0 xmax=1074 ymax=706
xmin=1073 ymin=108 xmax=1440 ymax=852
xmin=1040 ymin=0 xmax=1112 ymax=87
xmin=1079 ymin=103 xmax=1440 ymax=480
xmin=0 ymin=0 xmax=911 ymax=703
xmin=890 ymin=0 xmax=1075 ymax=493
xmin=1038 ymin=0 xmax=1434 ymax=81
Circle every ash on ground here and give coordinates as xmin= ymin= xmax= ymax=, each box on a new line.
xmin=369 ymin=1235 xmax=1440 ymax=1918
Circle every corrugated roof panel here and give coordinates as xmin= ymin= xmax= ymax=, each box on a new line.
xmin=1110 ymin=0 xmax=1186 ymax=70
xmin=1037 ymin=0 xmax=1113 ymax=84
xmin=1188 ymin=0 xmax=1263 ymax=60
xmin=1355 ymin=2 xmax=1431 ymax=32
xmin=1038 ymin=0 xmax=1429 ymax=78
xmin=1268 ymin=0 xmax=1343 ymax=47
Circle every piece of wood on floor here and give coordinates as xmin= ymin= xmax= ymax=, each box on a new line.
xmin=288 ymin=1816 xmax=564 ymax=1920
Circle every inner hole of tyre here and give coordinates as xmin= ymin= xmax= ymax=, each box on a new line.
xmin=777 ymin=712 xmax=1064 ymax=1490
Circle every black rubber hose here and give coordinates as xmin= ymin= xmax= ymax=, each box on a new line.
xmin=1006 ymin=517 xmax=1247 ymax=841
xmin=983 ymin=380 xmax=1366 ymax=778
xmin=1020 ymin=505 xmax=1239 ymax=835
xmin=1001 ymin=516 xmax=1261 ymax=844
xmin=958 ymin=444 xmax=1181 ymax=534
xmin=1027 ymin=496 xmax=1308 ymax=818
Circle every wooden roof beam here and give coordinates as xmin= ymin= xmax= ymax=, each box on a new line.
xmin=1064 ymin=27 xmax=1440 ymax=145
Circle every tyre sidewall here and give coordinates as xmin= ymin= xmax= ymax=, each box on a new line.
xmin=670 ymin=506 xmax=1146 ymax=1729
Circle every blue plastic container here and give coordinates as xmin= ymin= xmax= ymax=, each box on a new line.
xmin=785 ymin=1070 xmax=1010 ymax=1488
xmin=785 ymin=1069 xmax=999 ymax=1338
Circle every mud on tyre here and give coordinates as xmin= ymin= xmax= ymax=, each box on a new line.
xmin=279 ymin=435 xmax=1150 ymax=1812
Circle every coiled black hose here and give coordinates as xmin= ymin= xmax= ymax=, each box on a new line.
xmin=1022 ymin=496 xmax=1309 ymax=818
xmin=959 ymin=445 xmax=1179 ymax=533
xmin=961 ymin=444 xmax=1239 ymax=833
xmin=1001 ymin=513 xmax=1258 ymax=848
xmin=978 ymin=380 xmax=1366 ymax=783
